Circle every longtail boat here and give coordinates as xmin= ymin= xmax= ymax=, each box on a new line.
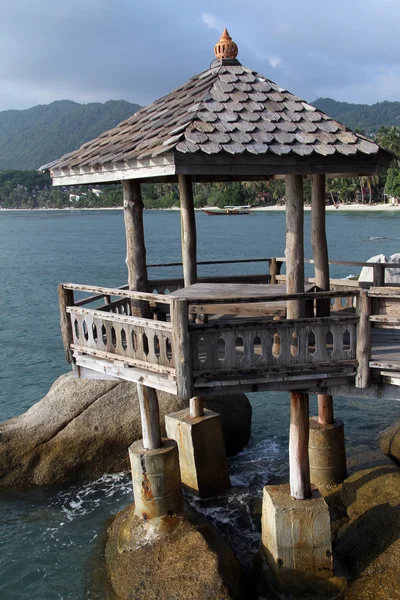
xmin=201 ymin=205 xmax=251 ymax=215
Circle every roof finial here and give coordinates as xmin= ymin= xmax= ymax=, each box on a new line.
xmin=214 ymin=29 xmax=238 ymax=60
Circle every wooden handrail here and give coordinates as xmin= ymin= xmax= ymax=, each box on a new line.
xmin=147 ymin=257 xmax=400 ymax=270
xmin=183 ymin=290 xmax=359 ymax=306
xmin=62 ymin=283 xmax=171 ymax=304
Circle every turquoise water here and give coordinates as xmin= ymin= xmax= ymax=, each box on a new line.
xmin=0 ymin=209 xmax=400 ymax=599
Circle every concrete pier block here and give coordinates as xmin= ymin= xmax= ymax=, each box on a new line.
xmin=129 ymin=438 xmax=183 ymax=520
xmin=261 ymin=484 xmax=333 ymax=594
xmin=309 ymin=417 xmax=347 ymax=487
xmin=165 ymin=409 xmax=230 ymax=498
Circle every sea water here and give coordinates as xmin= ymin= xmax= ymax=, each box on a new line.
xmin=0 ymin=209 xmax=399 ymax=599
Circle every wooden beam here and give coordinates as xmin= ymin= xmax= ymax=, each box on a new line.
xmin=178 ymin=174 xmax=197 ymax=286
xmin=122 ymin=179 xmax=150 ymax=318
xmin=58 ymin=284 xmax=74 ymax=363
xmin=170 ymin=298 xmax=194 ymax=400
xmin=289 ymin=391 xmax=312 ymax=500
xmin=285 ymin=176 xmax=312 ymax=500
xmin=285 ymin=174 xmax=305 ymax=319
xmin=356 ymin=289 xmax=372 ymax=389
xmin=318 ymin=396 xmax=334 ymax=425
xmin=190 ymin=397 xmax=205 ymax=418
xmin=311 ymin=174 xmax=334 ymax=424
xmin=123 ymin=179 xmax=162 ymax=449
xmin=137 ymin=383 xmax=162 ymax=450
xmin=311 ymin=174 xmax=330 ymax=311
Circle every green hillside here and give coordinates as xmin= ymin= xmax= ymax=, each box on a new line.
xmin=2 ymin=96 xmax=400 ymax=171
xmin=0 ymin=99 xmax=141 ymax=170
xmin=312 ymin=98 xmax=400 ymax=134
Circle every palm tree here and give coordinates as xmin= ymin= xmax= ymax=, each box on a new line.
xmin=377 ymin=126 xmax=400 ymax=156
xmin=327 ymin=178 xmax=358 ymax=204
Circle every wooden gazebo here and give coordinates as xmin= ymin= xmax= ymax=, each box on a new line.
xmin=42 ymin=29 xmax=394 ymax=593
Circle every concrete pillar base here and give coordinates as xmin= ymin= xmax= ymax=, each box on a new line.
xmin=129 ymin=438 xmax=183 ymax=520
xmin=165 ymin=408 xmax=230 ymax=498
xmin=309 ymin=417 xmax=347 ymax=487
xmin=261 ymin=484 xmax=333 ymax=595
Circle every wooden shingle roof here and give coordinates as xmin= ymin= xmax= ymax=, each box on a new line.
xmin=43 ymin=59 xmax=392 ymax=185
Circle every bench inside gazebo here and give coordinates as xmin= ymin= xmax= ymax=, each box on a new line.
xmin=43 ymin=29 xmax=394 ymax=595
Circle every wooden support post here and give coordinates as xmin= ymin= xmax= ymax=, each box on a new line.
xmin=289 ymin=391 xmax=312 ymax=500
xmin=178 ymin=175 xmax=197 ymax=287
xmin=171 ymin=298 xmax=194 ymax=400
xmin=318 ymin=396 xmax=334 ymax=425
xmin=311 ymin=174 xmax=334 ymax=425
xmin=122 ymin=179 xmax=150 ymax=317
xmin=373 ymin=263 xmax=385 ymax=287
xmin=311 ymin=174 xmax=330 ymax=317
xmin=356 ymin=289 xmax=372 ymax=389
xmin=270 ymin=258 xmax=277 ymax=284
xmin=286 ymin=176 xmax=311 ymax=499
xmin=137 ymin=383 xmax=162 ymax=450
xmin=189 ymin=397 xmax=204 ymax=418
xmin=58 ymin=284 xmax=74 ymax=363
xmin=123 ymin=179 xmax=161 ymax=449
xmin=285 ymin=175 xmax=305 ymax=319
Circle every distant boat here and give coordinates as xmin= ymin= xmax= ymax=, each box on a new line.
xmin=201 ymin=205 xmax=251 ymax=215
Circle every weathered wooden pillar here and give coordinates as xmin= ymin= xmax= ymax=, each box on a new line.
xmin=311 ymin=174 xmax=334 ymax=425
xmin=137 ymin=383 xmax=162 ymax=450
xmin=289 ymin=392 xmax=311 ymax=500
xmin=356 ymin=289 xmax=372 ymax=388
xmin=285 ymin=174 xmax=311 ymax=500
xmin=123 ymin=179 xmax=150 ymax=318
xmin=261 ymin=175 xmax=333 ymax=594
xmin=123 ymin=179 xmax=161 ymax=445
xmin=309 ymin=175 xmax=347 ymax=487
xmin=178 ymin=174 xmax=197 ymax=286
xmin=123 ymin=179 xmax=182 ymax=517
xmin=190 ymin=396 xmax=204 ymax=418
xmin=286 ymin=174 xmax=305 ymax=318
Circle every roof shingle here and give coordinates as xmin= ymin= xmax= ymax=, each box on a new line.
xmin=43 ymin=59 xmax=387 ymax=174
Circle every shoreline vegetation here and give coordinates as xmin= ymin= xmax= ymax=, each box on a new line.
xmin=1 ymin=125 xmax=400 ymax=211
xmin=2 ymin=203 xmax=400 ymax=212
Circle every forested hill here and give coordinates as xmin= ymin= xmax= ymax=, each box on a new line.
xmin=312 ymin=98 xmax=400 ymax=134
xmin=0 ymin=99 xmax=141 ymax=170
xmin=2 ymin=96 xmax=400 ymax=170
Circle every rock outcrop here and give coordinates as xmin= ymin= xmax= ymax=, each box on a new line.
xmin=104 ymin=504 xmax=250 ymax=600
xmin=335 ymin=465 xmax=400 ymax=599
xmin=359 ymin=253 xmax=400 ymax=284
xmin=379 ymin=420 xmax=400 ymax=464
xmin=0 ymin=373 xmax=252 ymax=488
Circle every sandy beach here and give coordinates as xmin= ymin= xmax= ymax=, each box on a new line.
xmin=1 ymin=203 xmax=400 ymax=212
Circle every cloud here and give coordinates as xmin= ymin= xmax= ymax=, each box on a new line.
xmin=201 ymin=12 xmax=220 ymax=31
xmin=268 ymin=56 xmax=282 ymax=69
xmin=1 ymin=0 xmax=400 ymax=112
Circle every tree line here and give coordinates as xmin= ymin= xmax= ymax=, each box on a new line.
xmin=1 ymin=126 xmax=400 ymax=209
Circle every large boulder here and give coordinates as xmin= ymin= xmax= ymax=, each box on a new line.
xmin=358 ymin=254 xmax=387 ymax=283
xmin=359 ymin=253 xmax=400 ymax=284
xmin=379 ymin=420 xmax=400 ymax=464
xmin=104 ymin=503 xmax=250 ymax=600
xmin=386 ymin=253 xmax=400 ymax=284
xmin=0 ymin=373 xmax=251 ymax=488
xmin=335 ymin=465 xmax=400 ymax=599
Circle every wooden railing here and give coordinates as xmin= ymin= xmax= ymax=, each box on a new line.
xmin=191 ymin=316 xmax=357 ymax=375
xmin=186 ymin=290 xmax=360 ymax=391
xmin=58 ymin=284 xmax=176 ymax=380
xmin=68 ymin=306 xmax=174 ymax=374
xmin=59 ymin=284 xmax=361 ymax=396
xmin=147 ymin=256 xmax=400 ymax=289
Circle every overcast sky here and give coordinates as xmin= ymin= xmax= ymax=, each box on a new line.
xmin=1 ymin=0 xmax=400 ymax=112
